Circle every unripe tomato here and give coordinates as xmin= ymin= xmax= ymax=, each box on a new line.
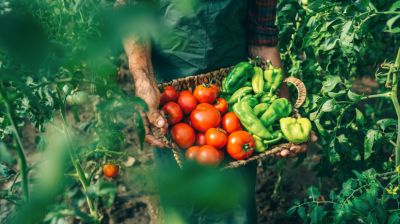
xmin=171 ymin=123 xmax=196 ymax=149
xmin=222 ymin=112 xmax=242 ymax=134
xmin=160 ymin=86 xmax=178 ymax=105
xmin=214 ymin=98 xmax=228 ymax=114
xmin=178 ymin=92 xmax=197 ymax=114
xmin=196 ymin=145 xmax=223 ymax=166
xmin=205 ymin=128 xmax=228 ymax=149
xmin=227 ymin=131 xmax=255 ymax=160
xmin=66 ymin=91 xmax=89 ymax=105
xmin=194 ymin=84 xmax=218 ymax=104
xmin=190 ymin=103 xmax=221 ymax=132
xmin=162 ymin=102 xmax=183 ymax=125
xmin=196 ymin=133 xmax=206 ymax=146
xmin=103 ymin=163 xmax=119 ymax=178
xmin=185 ymin=146 xmax=200 ymax=160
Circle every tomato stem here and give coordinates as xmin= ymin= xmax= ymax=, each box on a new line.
xmin=391 ymin=48 xmax=400 ymax=168
xmin=57 ymin=89 xmax=99 ymax=221
xmin=0 ymin=84 xmax=30 ymax=202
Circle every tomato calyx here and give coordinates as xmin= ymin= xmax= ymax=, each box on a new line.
xmin=242 ymin=143 xmax=253 ymax=152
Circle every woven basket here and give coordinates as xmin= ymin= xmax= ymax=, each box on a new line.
xmin=151 ymin=66 xmax=307 ymax=170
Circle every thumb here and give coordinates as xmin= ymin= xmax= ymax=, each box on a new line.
xmin=148 ymin=111 xmax=167 ymax=128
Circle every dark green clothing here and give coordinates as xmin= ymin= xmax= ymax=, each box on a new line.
xmin=152 ymin=0 xmax=248 ymax=82
xmin=151 ymin=1 xmax=257 ymax=223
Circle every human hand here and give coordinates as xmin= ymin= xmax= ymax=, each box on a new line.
xmin=276 ymin=131 xmax=318 ymax=158
xmin=133 ymin=70 xmax=168 ymax=148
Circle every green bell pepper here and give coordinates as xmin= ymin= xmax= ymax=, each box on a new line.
xmin=241 ymin=95 xmax=259 ymax=108
xmin=260 ymin=98 xmax=292 ymax=126
xmin=252 ymin=66 xmax=264 ymax=94
xmin=232 ymin=101 xmax=274 ymax=139
xmin=222 ymin=62 xmax=254 ymax=93
xmin=260 ymin=94 xmax=278 ymax=103
xmin=280 ymin=117 xmax=312 ymax=143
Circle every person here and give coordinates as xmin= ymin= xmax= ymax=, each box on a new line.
xmin=119 ymin=0 xmax=309 ymax=223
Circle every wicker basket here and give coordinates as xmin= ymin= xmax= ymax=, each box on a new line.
xmin=151 ymin=66 xmax=307 ymax=170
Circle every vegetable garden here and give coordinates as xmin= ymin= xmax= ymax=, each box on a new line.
xmin=1 ymin=0 xmax=400 ymax=223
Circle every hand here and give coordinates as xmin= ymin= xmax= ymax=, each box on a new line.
xmin=276 ymin=131 xmax=318 ymax=158
xmin=133 ymin=70 xmax=168 ymax=148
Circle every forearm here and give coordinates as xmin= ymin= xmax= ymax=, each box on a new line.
xmin=123 ymin=35 xmax=160 ymax=108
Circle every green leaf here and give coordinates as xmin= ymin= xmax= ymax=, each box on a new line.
xmin=386 ymin=15 xmax=400 ymax=32
xmin=390 ymin=2 xmax=400 ymax=11
xmin=0 ymin=163 xmax=16 ymax=180
xmin=388 ymin=213 xmax=400 ymax=224
xmin=321 ymin=75 xmax=341 ymax=94
xmin=297 ymin=206 xmax=307 ymax=222
xmin=377 ymin=119 xmax=397 ymax=131
xmin=321 ymin=99 xmax=337 ymax=112
xmin=133 ymin=110 xmax=145 ymax=151
xmin=353 ymin=198 xmax=370 ymax=213
xmin=310 ymin=206 xmax=325 ymax=224
xmin=348 ymin=90 xmax=362 ymax=102
xmin=364 ymin=129 xmax=382 ymax=160
xmin=355 ymin=108 xmax=365 ymax=125
xmin=307 ymin=186 xmax=320 ymax=200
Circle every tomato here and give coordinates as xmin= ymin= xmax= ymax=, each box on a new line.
xmin=214 ymin=98 xmax=228 ymax=114
xmin=162 ymin=102 xmax=183 ymax=125
xmin=196 ymin=145 xmax=223 ymax=166
xmin=160 ymin=86 xmax=178 ymax=105
xmin=185 ymin=146 xmax=200 ymax=160
xmin=210 ymin=84 xmax=220 ymax=95
xmin=180 ymin=90 xmax=193 ymax=95
xmin=205 ymin=128 xmax=228 ymax=149
xmin=196 ymin=133 xmax=206 ymax=146
xmin=66 ymin=91 xmax=89 ymax=105
xmin=196 ymin=103 xmax=215 ymax=110
xmin=190 ymin=104 xmax=221 ymax=132
xmin=171 ymin=123 xmax=195 ymax=149
xmin=194 ymin=84 xmax=218 ymax=104
xmin=178 ymin=92 xmax=197 ymax=114
xmin=227 ymin=131 xmax=255 ymax=160
xmin=222 ymin=112 xmax=242 ymax=134
xmin=103 ymin=163 xmax=119 ymax=178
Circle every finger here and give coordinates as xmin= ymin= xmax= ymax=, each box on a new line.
xmin=280 ymin=149 xmax=290 ymax=157
xmin=310 ymin=131 xmax=318 ymax=142
xmin=145 ymin=135 xmax=165 ymax=148
xmin=290 ymin=145 xmax=303 ymax=154
xmin=148 ymin=111 xmax=168 ymax=129
xmin=300 ymin=144 xmax=308 ymax=153
xmin=140 ymin=111 xmax=152 ymax=135
xmin=159 ymin=110 xmax=168 ymax=134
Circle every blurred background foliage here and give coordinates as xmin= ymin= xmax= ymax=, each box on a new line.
xmin=1 ymin=0 xmax=400 ymax=223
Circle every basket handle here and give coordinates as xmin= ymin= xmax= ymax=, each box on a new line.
xmin=284 ymin=77 xmax=307 ymax=109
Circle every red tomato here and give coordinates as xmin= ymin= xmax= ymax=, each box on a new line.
xmin=190 ymin=104 xmax=221 ymax=132
xmin=103 ymin=163 xmax=119 ymax=178
xmin=194 ymin=84 xmax=218 ymax=104
xmin=210 ymin=84 xmax=220 ymax=96
xmin=178 ymin=92 xmax=197 ymax=114
xmin=160 ymin=86 xmax=178 ymax=105
xmin=180 ymin=90 xmax=193 ymax=95
xmin=227 ymin=131 xmax=255 ymax=160
xmin=222 ymin=112 xmax=242 ymax=134
xmin=162 ymin=102 xmax=183 ymax=125
xmin=171 ymin=123 xmax=195 ymax=149
xmin=196 ymin=145 xmax=223 ymax=166
xmin=205 ymin=128 xmax=228 ymax=149
xmin=185 ymin=146 xmax=200 ymax=160
xmin=214 ymin=98 xmax=228 ymax=114
xmin=196 ymin=103 xmax=215 ymax=110
xmin=196 ymin=133 xmax=206 ymax=146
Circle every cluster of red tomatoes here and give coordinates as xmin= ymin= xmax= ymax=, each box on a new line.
xmin=160 ymin=84 xmax=255 ymax=166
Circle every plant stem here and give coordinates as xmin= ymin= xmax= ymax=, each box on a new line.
xmin=57 ymin=91 xmax=98 ymax=220
xmin=391 ymin=48 xmax=400 ymax=167
xmin=0 ymin=85 xmax=30 ymax=201
xmin=361 ymin=92 xmax=391 ymax=100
